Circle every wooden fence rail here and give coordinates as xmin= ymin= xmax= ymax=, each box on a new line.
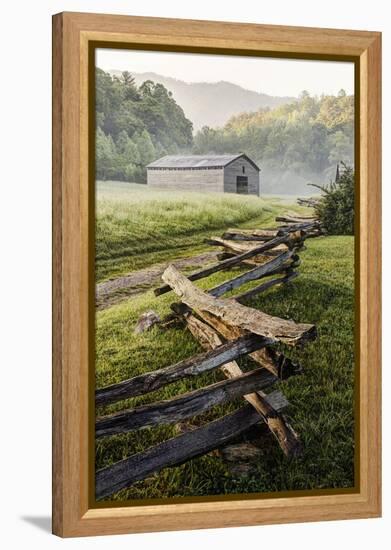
xmin=297 ymin=197 xmax=319 ymax=208
xmin=184 ymin=313 xmax=302 ymax=458
xmin=222 ymin=228 xmax=281 ymax=241
xmin=96 ymin=390 xmax=288 ymax=500
xmin=95 ymin=213 xmax=323 ymax=499
xmin=154 ymin=232 xmax=303 ymax=296
xmin=96 ymin=333 xmax=272 ymax=407
xmin=162 ymin=265 xmax=316 ymax=346
xmin=96 ymin=367 xmax=278 ymax=437
xmin=208 ymin=250 xmax=295 ymax=297
xmin=170 ymin=302 xmax=302 ymax=380
xmin=235 ymin=269 xmax=298 ymax=302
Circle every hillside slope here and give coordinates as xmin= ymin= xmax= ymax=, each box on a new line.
xmin=109 ymin=70 xmax=295 ymax=130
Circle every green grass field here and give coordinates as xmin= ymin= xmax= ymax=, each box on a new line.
xmin=96 ymin=182 xmax=308 ymax=282
xmin=95 ymin=181 xmax=355 ymax=501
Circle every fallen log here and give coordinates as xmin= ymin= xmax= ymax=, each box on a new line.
xmin=162 ymin=265 xmax=316 ymax=346
xmin=96 ymin=390 xmax=288 ymax=499
xmin=95 ymin=333 xmax=273 ymax=406
xmin=185 ymin=314 xmax=301 ymax=457
xmin=96 ymin=367 xmax=278 ymax=437
xmin=154 ymin=233 xmax=302 ymax=296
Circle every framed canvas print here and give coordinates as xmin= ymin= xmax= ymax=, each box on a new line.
xmin=52 ymin=12 xmax=381 ymax=537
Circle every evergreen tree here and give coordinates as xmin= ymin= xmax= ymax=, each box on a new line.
xmin=311 ymin=163 xmax=355 ymax=235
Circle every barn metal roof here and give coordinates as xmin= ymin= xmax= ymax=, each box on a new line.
xmin=147 ymin=154 xmax=260 ymax=171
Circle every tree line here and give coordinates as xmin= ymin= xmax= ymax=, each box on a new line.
xmin=95 ymin=69 xmax=354 ymax=193
xmin=96 ymin=69 xmax=193 ymax=182
xmin=193 ymin=90 xmax=354 ymax=193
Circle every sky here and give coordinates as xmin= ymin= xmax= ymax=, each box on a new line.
xmin=96 ymin=48 xmax=354 ymax=97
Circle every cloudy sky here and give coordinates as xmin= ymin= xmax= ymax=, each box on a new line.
xmin=96 ymin=48 xmax=354 ymax=97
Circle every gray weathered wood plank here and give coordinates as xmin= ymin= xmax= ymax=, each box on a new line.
xmin=204 ymin=236 xmax=290 ymax=256
xmin=96 ymin=367 xmax=278 ymax=437
xmin=196 ymin=310 xmax=302 ymax=380
xmin=277 ymin=221 xmax=320 ymax=232
xmin=275 ymin=215 xmax=319 ymax=224
xmin=222 ymin=228 xmax=280 ymax=241
xmin=162 ymin=265 xmax=316 ymax=346
xmin=95 ymin=390 xmax=288 ymax=499
xmin=169 ymin=303 xmax=302 ymax=380
xmin=235 ymin=270 xmax=299 ymax=303
xmin=154 ymin=233 xmax=296 ymax=296
xmin=185 ymin=314 xmax=302 ymax=457
xmin=208 ymin=250 xmax=293 ymax=297
xmin=95 ymin=333 xmax=273 ymax=407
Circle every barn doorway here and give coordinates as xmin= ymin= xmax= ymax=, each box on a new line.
xmin=236 ymin=176 xmax=248 ymax=194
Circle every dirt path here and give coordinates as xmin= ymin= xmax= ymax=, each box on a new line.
xmin=96 ymin=250 xmax=219 ymax=311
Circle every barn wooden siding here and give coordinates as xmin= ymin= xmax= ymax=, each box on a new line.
xmin=147 ymin=167 xmax=224 ymax=193
xmin=224 ymin=157 xmax=260 ymax=195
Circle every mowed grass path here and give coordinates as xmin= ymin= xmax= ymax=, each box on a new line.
xmin=95 ymin=183 xmax=355 ymax=501
xmin=96 ymin=181 xmax=308 ymax=282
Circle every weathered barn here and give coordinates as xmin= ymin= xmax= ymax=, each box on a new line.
xmin=146 ymin=154 xmax=260 ymax=195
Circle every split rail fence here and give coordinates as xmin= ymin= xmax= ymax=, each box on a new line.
xmin=95 ymin=214 xmax=324 ymax=499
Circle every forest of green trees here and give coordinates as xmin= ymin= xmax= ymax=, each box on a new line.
xmin=193 ymin=90 xmax=354 ymax=193
xmin=95 ymin=68 xmax=193 ymax=182
xmin=96 ymin=69 xmax=354 ymax=193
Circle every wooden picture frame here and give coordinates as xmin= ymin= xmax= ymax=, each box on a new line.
xmin=52 ymin=11 xmax=381 ymax=537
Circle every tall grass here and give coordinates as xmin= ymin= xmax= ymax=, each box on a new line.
xmin=95 ymin=181 xmax=303 ymax=281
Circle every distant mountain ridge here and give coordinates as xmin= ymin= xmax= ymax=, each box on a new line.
xmin=108 ymin=70 xmax=296 ymax=131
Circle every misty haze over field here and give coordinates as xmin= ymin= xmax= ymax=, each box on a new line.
xmin=110 ymin=70 xmax=295 ymax=130
xmin=97 ymin=60 xmax=354 ymax=195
